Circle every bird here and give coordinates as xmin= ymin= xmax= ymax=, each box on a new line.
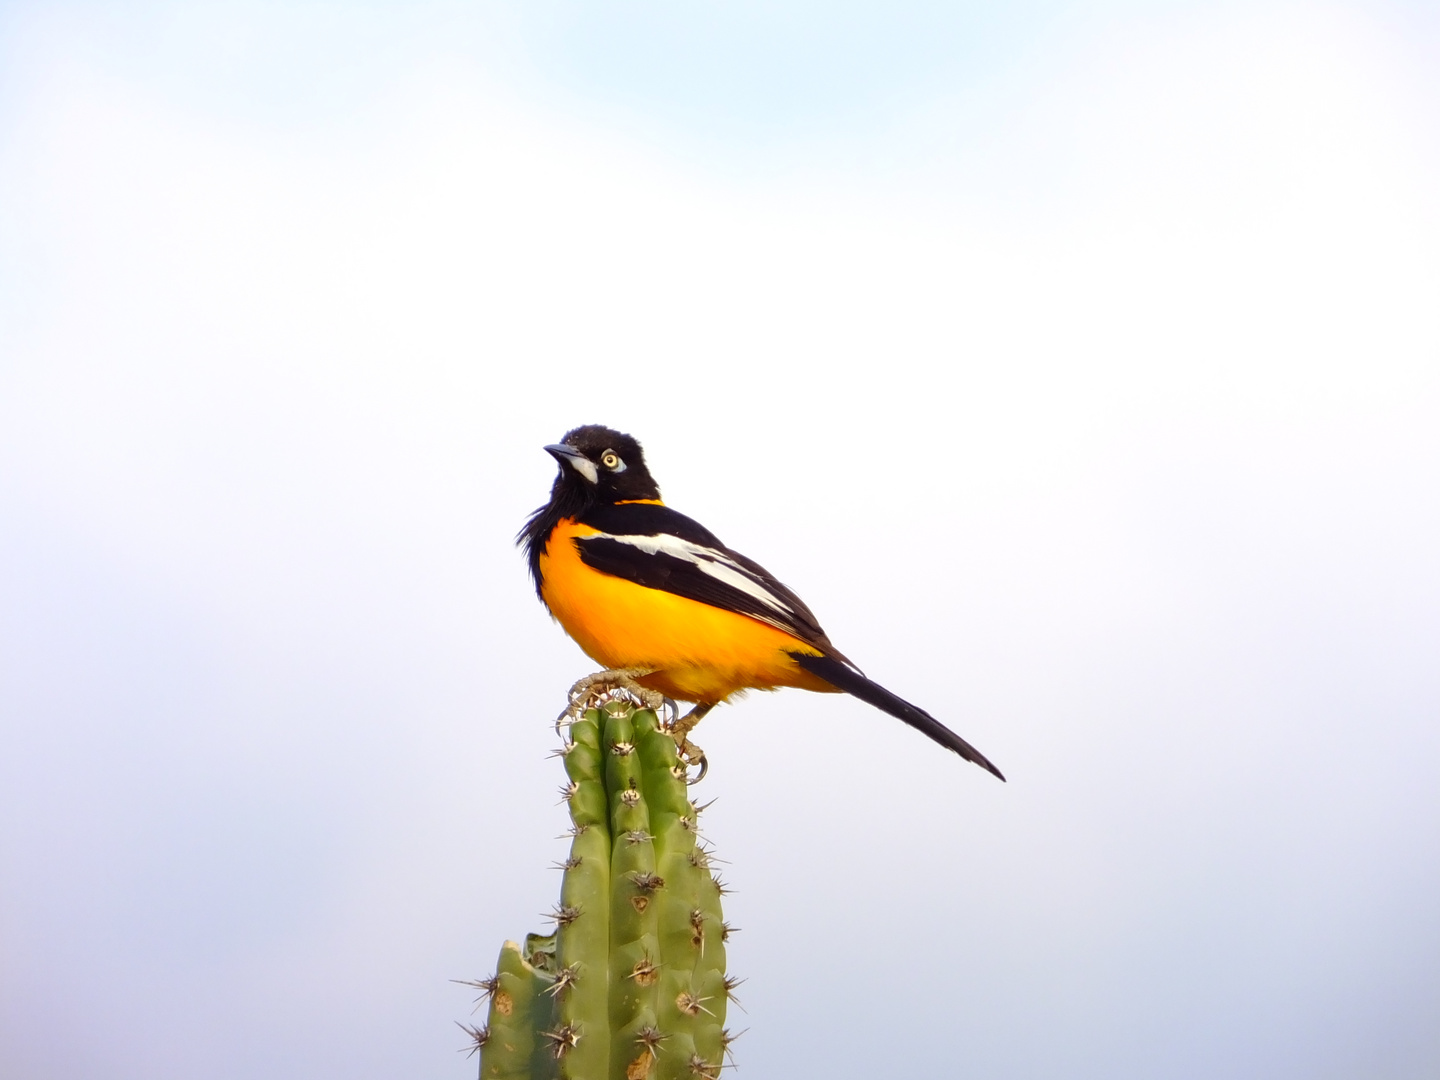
xmin=519 ymin=424 xmax=1004 ymax=781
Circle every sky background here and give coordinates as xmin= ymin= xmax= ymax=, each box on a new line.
xmin=2 ymin=2 xmax=1439 ymax=1078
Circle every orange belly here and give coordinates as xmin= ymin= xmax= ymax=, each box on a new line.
xmin=538 ymin=518 xmax=838 ymax=703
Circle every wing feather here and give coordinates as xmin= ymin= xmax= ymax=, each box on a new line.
xmin=574 ymin=503 xmax=844 ymax=658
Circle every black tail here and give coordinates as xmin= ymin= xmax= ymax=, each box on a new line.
xmin=791 ymin=652 xmax=1005 ymax=781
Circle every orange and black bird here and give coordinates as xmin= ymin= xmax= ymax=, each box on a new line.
xmin=520 ymin=424 xmax=1004 ymax=781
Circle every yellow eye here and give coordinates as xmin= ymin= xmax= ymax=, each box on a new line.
xmin=601 ymin=451 xmax=622 ymax=470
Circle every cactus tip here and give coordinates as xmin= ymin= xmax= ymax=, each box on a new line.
xmin=719 ymin=1027 xmax=746 ymax=1067
xmin=452 ymin=974 xmax=502 ymax=1015
xmin=629 ymin=871 xmax=665 ymax=893
xmin=696 ymin=841 xmax=728 ymax=864
xmin=541 ymin=1022 xmax=582 ymax=1059
xmin=545 ymin=903 xmax=582 ymax=928
xmin=455 ymin=1020 xmax=490 ymax=1056
xmin=628 ymin=956 xmax=660 ymax=986
xmin=675 ymin=990 xmax=716 ymax=1018
xmin=687 ymin=1052 xmax=722 ymax=1079
xmin=543 ymin=962 xmax=581 ymax=998
xmin=722 ymin=975 xmax=746 ymax=1012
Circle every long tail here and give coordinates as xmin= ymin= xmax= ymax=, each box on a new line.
xmin=790 ymin=652 xmax=1006 ymax=781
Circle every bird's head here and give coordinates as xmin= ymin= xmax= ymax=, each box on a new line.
xmin=544 ymin=425 xmax=661 ymax=506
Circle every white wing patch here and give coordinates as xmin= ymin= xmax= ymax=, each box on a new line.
xmin=594 ymin=532 xmax=795 ymax=616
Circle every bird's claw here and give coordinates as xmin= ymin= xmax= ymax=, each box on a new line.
xmin=665 ymin=702 xmax=714 ymax=784
xmin=556 ymin=668 xmax=666 ymax=736
xmin=677 ymin=740 xmax=708 ymax=785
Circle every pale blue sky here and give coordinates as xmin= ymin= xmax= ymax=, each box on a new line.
xmin=2 ymin=3 xmax=1438 ymax=1079
xmin=6 ymin=3 xmax=1185 ymax=133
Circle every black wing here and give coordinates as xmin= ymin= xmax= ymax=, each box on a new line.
xmin=574 ymin=503 xmax=846 ymax=660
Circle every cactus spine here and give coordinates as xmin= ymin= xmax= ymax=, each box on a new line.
xmin=468 ymin=701 xmax=732 ymax=1080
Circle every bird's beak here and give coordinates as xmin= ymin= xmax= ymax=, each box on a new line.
xmin=544 ymin=443 xmax=598 ymax=484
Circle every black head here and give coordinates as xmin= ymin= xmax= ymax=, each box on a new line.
xmin=519 ymin=425 xmax=661 ymax=597
xmin=543 ymin=425 xmax=660 ymax=505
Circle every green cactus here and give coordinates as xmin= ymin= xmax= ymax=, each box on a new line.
xmin=463 ymin=700 xmax=736 ymax=1080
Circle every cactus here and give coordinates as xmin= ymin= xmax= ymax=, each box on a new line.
xmin=463 ymin=700 xmax=735 ymax=1080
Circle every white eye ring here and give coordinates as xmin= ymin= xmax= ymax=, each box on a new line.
xmin=601 ymin=450 xmax=625 ymax=472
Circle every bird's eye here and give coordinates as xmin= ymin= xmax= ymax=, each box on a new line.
xmin=601 ymin=451 xmax=623 ymax=471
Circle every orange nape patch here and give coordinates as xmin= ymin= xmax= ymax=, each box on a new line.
xmin=538 ymin=518 xmax=840 ymax=704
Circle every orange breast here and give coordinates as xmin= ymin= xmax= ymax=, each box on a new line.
xmin=538 ymin=518 xmax=837 ymax=703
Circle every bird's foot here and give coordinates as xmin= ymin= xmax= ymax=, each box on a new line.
xmin=667 ymin=703 xmax=714 ymax=784
xmin=556 ymin=668 xmax=666 ymax=734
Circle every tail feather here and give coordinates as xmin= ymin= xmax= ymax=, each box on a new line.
xmin=791 ymin=652 xmax=1005 ymax=781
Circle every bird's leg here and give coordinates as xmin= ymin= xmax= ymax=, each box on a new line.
xmin=667 ymin=703 xmax=714 ymax=783
xmin=557 ymin=668 xmax=665 ymax=734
